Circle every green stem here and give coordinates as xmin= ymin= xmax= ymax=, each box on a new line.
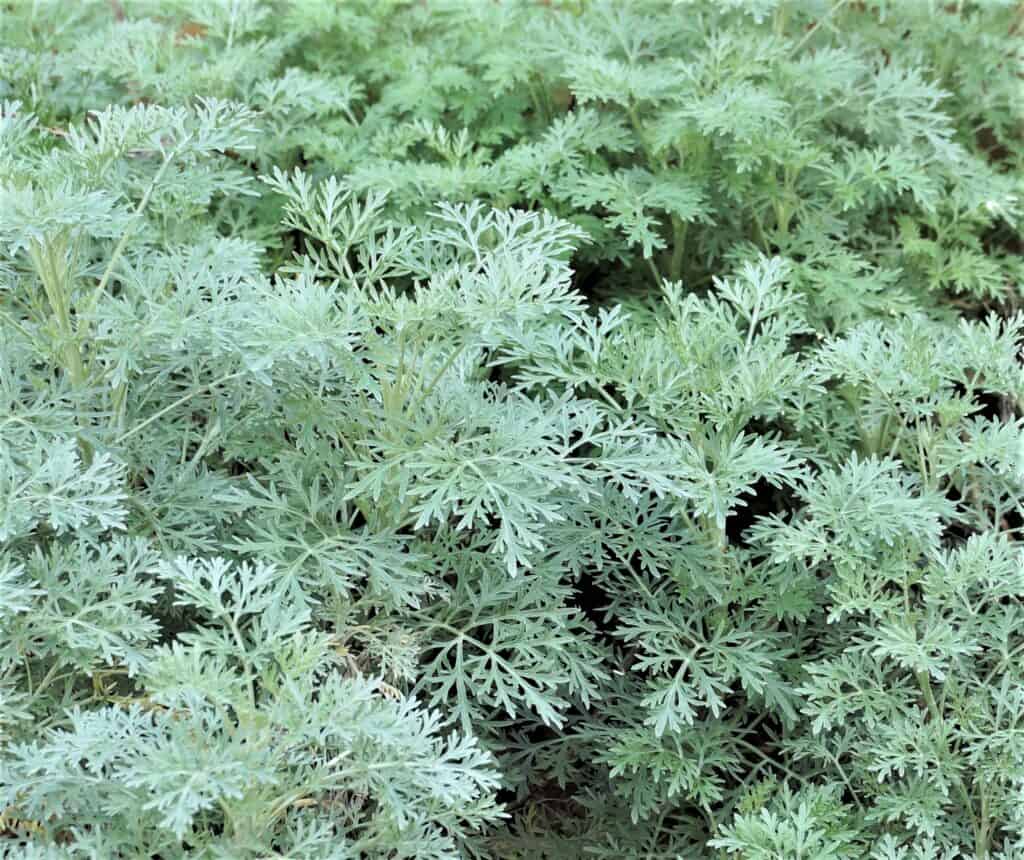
xmin=773 ymin=1 xmax=789 ymax=37
xmin=0 ymin=306 xmax=39 ymax=345
xmin=789 ymin=0 xmax=851 ymax=56
xmin=26 ymin=232 xmax=95 ymax=463
xmin=752 ymin=212 xmax=770 ymax=250
xmin=977 ymin=782 xmax=991 ymax=858
xmin=226 ymin=614 xmax=257 ymax=711
xmin=25 ymin=661 xmax=64 ymax=706
xmin=732 ymin=738 xmax=808 ymax=787
xmin=627 ymin=105 xmax=655 ymax=164
xmin=669 ymin=216 xmax=687 ymax=282
xmin=115 ymin=370 xmax=246 ymax=445
xmin=646 ymin=256 xmax=662 ymax=287
xmin=83 ymin=138 xmax=189 ymax=332
xmin=872 ymin=414 xmax=890 ymax=456
xmin=415 ymin=342 xmax=466 ymax=406
xmin=910 ymin=592 xmax=980 ymax=851
xmin=27 ymin=233 xmax=86 ymax=388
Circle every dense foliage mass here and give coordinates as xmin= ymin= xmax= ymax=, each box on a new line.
xmin=1 ymin=0 xmax=1022 ymax=856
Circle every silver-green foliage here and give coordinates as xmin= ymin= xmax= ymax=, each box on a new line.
xmin=1 ymin=1 xmax=1023 ymax=858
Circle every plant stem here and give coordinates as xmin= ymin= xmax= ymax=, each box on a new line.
xmin=83 ymin=138 xmax=189 ymax=329
xmin=27 ymin=233 xmax=86 ymax=388
xmin=669 ymin=215 xmax=687 ymax=282
xmin=646 ymin=256 xmax=662 ymax=287
xmin=115 ymin=370 xmax=246 ymax=445
xmin=732 ymin=738 xmax=808 ymax=787
xmin=790 ymin=0 xmax=851 ymax=56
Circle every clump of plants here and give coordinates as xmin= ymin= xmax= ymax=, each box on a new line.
xmin=1 ymin=1 xmax=1022 ymax=857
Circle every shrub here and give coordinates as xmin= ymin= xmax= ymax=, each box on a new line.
xmin=0 ymin=1 xmax=1022 ymax=857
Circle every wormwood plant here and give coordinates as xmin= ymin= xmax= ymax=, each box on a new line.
xmin=1 ymin=0 xmax=1023 ymax=858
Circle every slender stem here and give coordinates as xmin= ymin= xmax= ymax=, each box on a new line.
xmin=872 ymin=414 xmax=890 ymax=455
xmin=977 ymin=782 xmax=990 ymax=858
xmin=669 ymin=216 xmax=687 ymax=282
xmin=414 ymin=342 xmax=466 ymax=407
xmin=773 ymin=0 xmax=789 ymax=38
xmin=745 ymin=293 xmax=762 ymax=353
xmin=752 ymin=212 xmax=770 ymax=250
xmin=84 ymin=141 xmax=186 ymax=322
xmin=0 ymin=307 xmax=39 ymax=344
xmin=590 ymin=382 xmax=623 ymax=413
xmin=115 ymin=370 xmax=246 ymax=445
xmin=25 ymin=661 xmax=63 ymax=704
xmin=823 ymin=747 xmax=865 ymax=813
xmin=646 ymin=256 xmax=662 ymax=287
xmin=790 ymin=0 xmax=852 ymax=56
xmin=627 ymin=105 xmax=654 ymax=163
xmin=887 ymin=422 xmax=906 ymax=460
xmin=226 ymin=1 xmax=237 ymax=50
xmin=226 ymin=614 xmax=257 ymax=711
xmin=28 ymin=233 xmax=87 ymax=388
xmin=732 ymin=737 xmax=808 ymax=787
xmin=981 ymin=638 xmax=1024 ymax=688
xmin=914 ymin=648 xmax=979 ymax=841
xmin=107 ymin=382 xmax=128 ymax=432
xmin=916 ymin=424 xmax=931 ymax=488
xmin=26 ymin=233 xmax=96 ymax=462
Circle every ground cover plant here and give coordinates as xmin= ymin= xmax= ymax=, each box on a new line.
xmin=0 ymin=0 xmax=1022 ymax=857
